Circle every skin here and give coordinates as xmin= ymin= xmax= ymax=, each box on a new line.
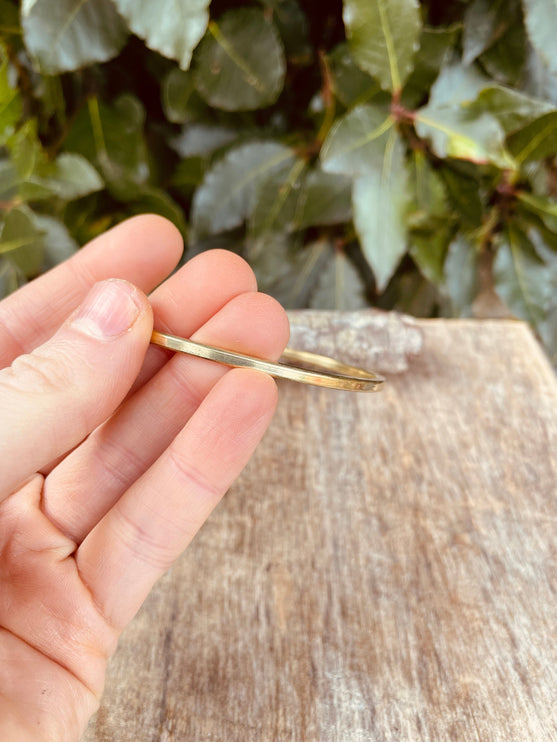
xmin=0 ymin=215 xmax=290 ymax=741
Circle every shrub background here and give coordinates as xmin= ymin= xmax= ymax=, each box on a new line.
xmin=1 ymin=0 xmax=556 ymax=358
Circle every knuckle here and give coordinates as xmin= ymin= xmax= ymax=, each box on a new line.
xmin=93 ymin=435 xmax=145 ymax=489
xmin=5 ymin=345 xmax=79 ymax=397
xmin=113 ymin=507 xmax=175 ymax=572
xmin=167 ymin=447 xmax=222 ymax=502
xmin=0 ymin=309 xmax=26 ymax=367
xmin=166 ymin=359 xmax=205 ymax=409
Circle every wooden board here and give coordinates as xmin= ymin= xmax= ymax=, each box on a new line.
xmin=84 ymin=317 xmax=557 ymax=742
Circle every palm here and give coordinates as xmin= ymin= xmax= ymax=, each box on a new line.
xmin=0 ymin=481 xmax=112 ymax=738
xmin=0 ymin=216 xmax=288 ymax=741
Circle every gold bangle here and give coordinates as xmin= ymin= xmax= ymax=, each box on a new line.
xmin=150 ymin=330 xmax=384 ymax=392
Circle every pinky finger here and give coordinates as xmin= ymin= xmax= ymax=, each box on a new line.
xmin=76 ymin=368 xmax=278 ymax=631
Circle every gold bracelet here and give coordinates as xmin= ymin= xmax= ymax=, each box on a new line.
xmin=150 ymin=331 xmax=384 ymax=392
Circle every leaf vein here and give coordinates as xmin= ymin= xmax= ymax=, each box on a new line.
xmin=382 ymin=127 xmax=397 ymax=188
xmin=515 ymin=118 xmax=557 ymax=164
xmin=208 ymin=20 xmax=266 ymax=93
xmin=377 ymin=0 xmax=400 ymax=92
xmin=209 ymin=149 xmax=294 ymax=222
xmin=52 ymin=0 xmax=89 ymax=51
xmin=87 ymin=97 xmax=106 ymax=156
xmin=508 ymin=228 xmax=538 ymax=323
xmin=259 ymin=159 xmax=305 ymax=233
xmin=416 ymin=113 xmax=483 ymax=157
xmin=330 ymin=114 xmax=394 ymax=162
xmin=0 ymin=237 xmax=37 ymax=254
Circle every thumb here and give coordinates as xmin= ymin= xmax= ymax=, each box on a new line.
xmin=0 ymin=279 xmax=153 ymax=501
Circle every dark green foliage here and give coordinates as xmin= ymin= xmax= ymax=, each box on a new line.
xmin=1 ymin=0 xmax=557 ymax=357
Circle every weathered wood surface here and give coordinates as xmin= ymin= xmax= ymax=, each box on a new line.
xmin=84 ymin=316 xmax=557 ymax=742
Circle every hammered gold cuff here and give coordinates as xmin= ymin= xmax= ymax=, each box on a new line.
xmin=150 ymin=331 xmax=384 ymax=392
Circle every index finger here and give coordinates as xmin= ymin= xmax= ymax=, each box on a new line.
xmin=0 ymin=214 xmax=183 ymax=369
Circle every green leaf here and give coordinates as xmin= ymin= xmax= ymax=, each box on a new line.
xmin=294 ymin=169 xmax=352 ymax=229
xmin=320 ymin=104 xmax=393 ymax=177
xmin=523 ymin=0 xmax=557 ymax=75
xmin=343 ymin=0 xmax=421 ymax=93
xmin=0 ymin=159 xmax=19 ymax=202
xmin=0 ymin=205 xmax=44 ymax=277
xmin=112 ymin=0 xmax=210 ymax=70
xmin=258 ymin=0 xmax=311 ymax=62
xmin=6 ymin=119 xmax=42 ymax=178
xmin=415 ymin=66 xmax=515 ymax=167
xmin=31 ymin=213 xmax=78 ymax=270
xmin=442 ymin=234 xmax=479 ymax=317
xmin=493 ymin=225 xmax=554 ymax=326
xmin=524 ymin=46 xmax=557 ymax=105
xmin=7 ymin=123 xmax=97 ymax=205
xmin=401 ymin=24 xmax=460 ymax=108
xmin=506 ymin=111 xmax=557 ymax=163
xmin=517 ymin=191 xmax=557 ymax=232
xmin=20 ymin=153 xmax=104 ymax=201
xmin=415 ymin=106 xmax=513 ymax=169
xmin=62 ymin=194 xmax=106 ymax=247
xmin=0 ymin=1 xmax=21 ymax=44
xmin=12 ymin=178 xmax=52 ymax=203
xmin=379 ymin=270 xmax=440 ymax=316
xmin=191 ymin=141 xmax=296 ymax=238
xmin=0 ymin=43 xmax=22 ymax=145
xmin=193 ymin=9 xmax=286 ymax=111
xmin=479 ymin=17 xmax=528 ymax=87
xmin=527 ymin=222 xmax=557 ymax=257
xmin=439 ymin=165 xmax=484 ymax=228
xmin=462 ymin=0 xmax=515 ymax=65
xmin=32 ymin=74 xmax=66 ymax=125
xmin=406 ymin=150 xmax=448 ymax=227
xmin=406 ymin=152 xmax=454 ymax=285
xmin=352 ymin=130 xmax=409 ymax=291
xmin=0 ymin=256 xmax=25 ymax=299
xmin=46 ymin=153 xmax=103 ymax=199
xmin=63 ymin=95 xmax=150 ymax=191
xmin=171 ymin=124 xmax=238 ymax=158
xmin=409 ymin=220 xmax=453 ymax=285
xmin=21 ymin=0 xmax=127 ymax=74
xmin=471 ymin=86 xmax=555 ymax=135
xmin=162 ymin=68 xmax=206 ymax=124
xmin=538 ymin=305 xmax=557 ymax=365
xmin=247 ymin=234 xmax=330 ymax=308
xmin=249 ymin=158 xmax=307 ymax=237
xmin=170 ymin=157 xmax=206 ymax=192
xmin=522 ymin=160 xmax=551 ymax=196
xmin=116 ymin=185 xmax=187 ymax=236
xmin=427 ymin=62 xmax=489 ymax=108
xmin=309 ymin=248 xmax=368 ymax=310
xmin=326 ymin=43 xmax=384 ymax=109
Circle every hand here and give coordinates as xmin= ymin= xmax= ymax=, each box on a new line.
xmin=0 ymin=215 xmax=289 ymax=741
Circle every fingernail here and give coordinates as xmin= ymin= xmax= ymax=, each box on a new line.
xmin=72 ymin=280 xmax=142 ymax=339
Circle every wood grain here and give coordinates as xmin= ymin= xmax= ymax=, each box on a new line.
xmin=287 ymin=309 xmax=424 ymax=374
xmin=84 ymin=317 xmax=557 ymax=742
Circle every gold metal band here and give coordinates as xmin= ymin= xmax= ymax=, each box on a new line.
xmin=150 ymin=331 xmax=384 ymax=392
